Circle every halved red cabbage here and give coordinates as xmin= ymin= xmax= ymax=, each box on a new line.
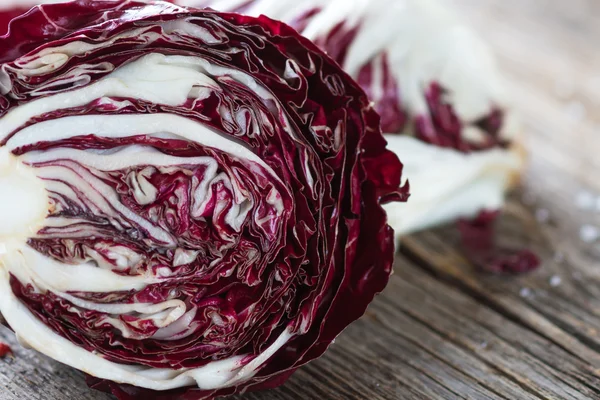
xmin=0 ymin=1 xmax=408 ymax=398
xmin=182 ymin=0 xmax=525 ymax=238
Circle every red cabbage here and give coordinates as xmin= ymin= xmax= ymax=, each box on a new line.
xmin=182 ymin=0 xmax=515 ymax=152
xmin=0 ymin=1 xmax=408 ymax=398
xmin=0 ymin=8 xmax=25 ymax=34
xmin=0 ymin=1 xmax=177 ymax=34
xmin=0 ymin=342 xmax=11 ymax=357
xmin=458 ymin=210 xmax=540 ymax=275
xmin=185 ymin=0 xmax=530 ymax=255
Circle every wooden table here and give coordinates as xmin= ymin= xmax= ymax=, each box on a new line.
xmin=2 ymin=0 xmax=600 ymax=399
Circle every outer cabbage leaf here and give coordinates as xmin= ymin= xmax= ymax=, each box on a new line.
xmin=0 ymin=0 xmax=179 ymax=33
xmin=0 ymin=1 xmax=408 ymax=399
xmin=183 ymin=0 xmax=525 ymax=237
xmin=0 ymin=0 xmax=77 ymax=34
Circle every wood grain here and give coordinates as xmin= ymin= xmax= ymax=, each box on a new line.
xmin=2 ymin=0 xmax=600 ymax=399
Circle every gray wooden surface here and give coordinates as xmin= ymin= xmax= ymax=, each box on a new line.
xmin=2 ymin=0 xmax=600 ymax=399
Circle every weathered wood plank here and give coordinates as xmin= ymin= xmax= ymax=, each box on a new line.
xmin=0 ymin=324 xmax=112 ymax=400
xmin=395 ymin=258 xmax=600 ymax=399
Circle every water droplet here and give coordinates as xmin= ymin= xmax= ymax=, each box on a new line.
xmin=575 ymin=191 xmax=596 ymax=210
xmin=535 ymin=208 xmax=550 ymax=223
xmin=331 ymin=339 xmax=336 ymax=344
xmin=520 ymin=287 xmax=533 ymax=298
xmin=549 ymin=275 xmax=562 ymax=287
xmin=580 ymin=224 xmax=599 ymax=243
